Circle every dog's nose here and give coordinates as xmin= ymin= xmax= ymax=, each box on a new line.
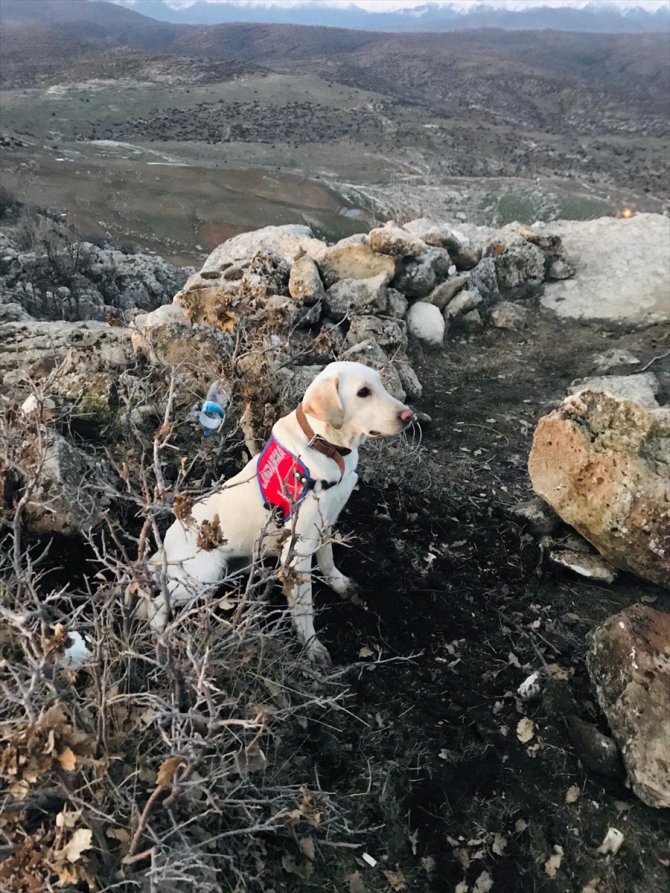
xmin=399 ymin=408 xmax=414 ymax=425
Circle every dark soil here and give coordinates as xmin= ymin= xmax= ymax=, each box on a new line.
xmin=266 ymin=312 xmax=670 ymax=892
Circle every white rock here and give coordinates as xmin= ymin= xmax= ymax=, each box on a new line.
xmin=537 ymin=214 xmax=670 ymax=323
xmin=517 ymin=672 xmax=542 ymax=701
xmin=593 ymin=348 xmax=641 ymax=372
xmin=201 ymin=225 xmax=325 ymax=272
xmin=597 ymin=828 xmax=624 ymax=856
xmin=568 ymin=372 xmax=660 ymax=411
xmin=406 ymin=302 xmax=445 ymax=345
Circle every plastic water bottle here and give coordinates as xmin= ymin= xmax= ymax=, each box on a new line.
xmin=198 ymin=380 xmax=228 ymax=437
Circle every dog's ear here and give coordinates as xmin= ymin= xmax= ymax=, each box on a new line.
xmin=303 ymin=374 xmax=344 ymax=429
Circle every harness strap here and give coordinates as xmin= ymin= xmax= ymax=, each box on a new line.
xmin=295 ymin=403 xmax=350 ymax=480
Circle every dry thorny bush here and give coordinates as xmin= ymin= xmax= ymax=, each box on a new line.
xmin=0 ymin=369 xmax=407 ymax=892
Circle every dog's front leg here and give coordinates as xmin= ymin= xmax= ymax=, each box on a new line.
xmin=316 ymin=536 xmax=359 ymax=599
xmin=280 ymin=506 xmax=331 ymax=666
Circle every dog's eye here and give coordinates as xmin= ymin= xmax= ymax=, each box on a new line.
xmin=357 ymin=387 xmax=371 ymax=398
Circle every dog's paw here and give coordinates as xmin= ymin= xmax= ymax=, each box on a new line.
xmin=329 ymin=575 xmax=365 ymax=606
xmin=306 ymin=637 xmax=332 ymax=668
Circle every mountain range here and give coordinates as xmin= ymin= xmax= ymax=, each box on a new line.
xmin=106 ymin=0 xmax=670 ymax=33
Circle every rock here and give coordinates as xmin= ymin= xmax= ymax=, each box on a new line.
xmin=487 ymin=234 xmax=545 ymax=300
xmin=0 ymin=426 xmax=114 ymax=535
xmin=489 ymin=302 xmax=530 ymax=330
xmin=425 ymin=246 xmax=451 ymax=282
xmin=0 ymin=302 xmax=31 ymax=323
xmin=0 ymin=319 xmax=133 ymax=384
xmin=386 ymin=288 xmax=408 ymax=318
xmin=403 ymin=217 xmax=456 ymax=248
xmin=451 ymin=244 xmax=482 ymax=272
xmin=587 ymin=605 xmax=670 ymax=807
xmin=427 ymin=274 xmax=469 ymax=311
xmin=324 ymin=272 xmax=389 ymax=317
xmin=444 ymin=288 xmax=483 ymax=322
xmin=341 ymin=342 xmax=406 ymax=401
xmin=566 ymin=716 xmax=623 ymax=779
xmin=345 ymin=315 xmax=407 ymax=352
xmin=593 ymin=348 xmax=640 ymax=372
xmin=546 ymin=537 xmax=619 ymax=583
xmin=406 ymin=302 xmax=445 ymax=345
xmin=368 ymin=222 xmax=425 ymax=258
xmin=568 ymin=372 xmax=660 ymax=411
xmin=548 ymin=259 xmax=575 ymax=280
xmin=174 ymin=283 xmax=241 ymax=330
xmin=528 ymin=390 xmax=670 ymax=588
xmin=537 ymin=214 xmax=670 ymax=323
xmin=133 ymin=303 xmax=188 ymax=335
xmin=288 ymin=255 xmax=324 ymax=304
xmin=461 ymin=309 xmax=484 ymax=334
xmin=468 ymin=256 xmax=501 ymax=305
xmin=403 ymin=218 xmax=480 ymax=270
xmin=396 ymin=359 xmax=423 ymax=401
xmin=317 ymin=242 xmax=396 ymax=288
xmin=392 ymin=255 xmax=436 ymax=299
xmin=239 ymin=250 xmax=290 ymax=300
xmin=200 ymin=224 xmax=325 ymax=272
xmin=511 ymin=497 xmax=560 ymax=536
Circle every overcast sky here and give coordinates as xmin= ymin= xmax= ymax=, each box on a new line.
xmin=161 ymin=0 xmax=670 ymax=10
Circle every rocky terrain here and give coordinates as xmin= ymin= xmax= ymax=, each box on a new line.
xmin=0 ymin=10 xmax=668 ymax=264
xmin=0 ymin=208 xmax=669 ymax=892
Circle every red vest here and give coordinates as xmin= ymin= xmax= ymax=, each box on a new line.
xmin=257 ymin=437 xmax=310 ymax=522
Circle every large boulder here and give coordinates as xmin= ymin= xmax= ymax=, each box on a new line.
xmin=568 ymin=372 xmax=660 ymax=412
xmin=317 ymin=242 xmax=396 ymax=288
xmin=587 ymin=605 xmax=670 ymax=808
xmin=537 ymin=214 xmax=670 ymax=323
xmin=528 ymin=390 xmax=670 ymax=588
xmin=0 ymin=320 xmax=133 ymax=385
xmin=200 ymin=225 xmax=325 ymax=273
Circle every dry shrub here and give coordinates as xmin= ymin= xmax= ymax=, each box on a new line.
xmin=0 ymin=380 xmax=362 ymax=892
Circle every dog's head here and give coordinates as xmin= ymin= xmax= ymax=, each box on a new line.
xmin=302 ymin=361 xmax=414 ymax=440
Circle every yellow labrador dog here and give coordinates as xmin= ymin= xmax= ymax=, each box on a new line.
xmin=146 ymin=361 xmax=414 ymax=664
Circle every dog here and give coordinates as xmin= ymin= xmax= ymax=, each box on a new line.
xmin=144 ymin=361 xmax=414 ymax=664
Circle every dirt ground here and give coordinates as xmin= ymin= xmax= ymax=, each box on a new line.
xmin=265 ymin=312 xmax=670 ymax=892
xmin=3 ymin=309 xmax=669 ymax=893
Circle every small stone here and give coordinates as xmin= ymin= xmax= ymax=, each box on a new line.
xmin=511 ymin=497 xmax=560 ymax=536
xmin=593 ymin=348 xmax=640 ymax=372
xmin=548 ymin=542 xmax=619 ymax=583
xmin=489 ymin=302 xmax=530 ymax=330
xmin=468 ymin=256 xmax=501 ymax=305
xmin=461 ymin=309 xmax=484 ymax=334
xmin=567 ymin=716 xmax=623 ymax=778
xmin=386 ymin=288 xmax=408 ymax=318
xmin=396 ymin=359 xmax=423 ymax=401
xmin=427 ymin=274 xmax=469 ymax=310
xmin=548 ymin=258 xmax=575 ymax=280
xmin=444 ymin=288 xmax=483 ymax=322
xmin=406 ymin=302 xmax=445 ymax=345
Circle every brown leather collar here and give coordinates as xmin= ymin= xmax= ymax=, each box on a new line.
xmin=296 ymin=403 xmax=351 ymax=479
